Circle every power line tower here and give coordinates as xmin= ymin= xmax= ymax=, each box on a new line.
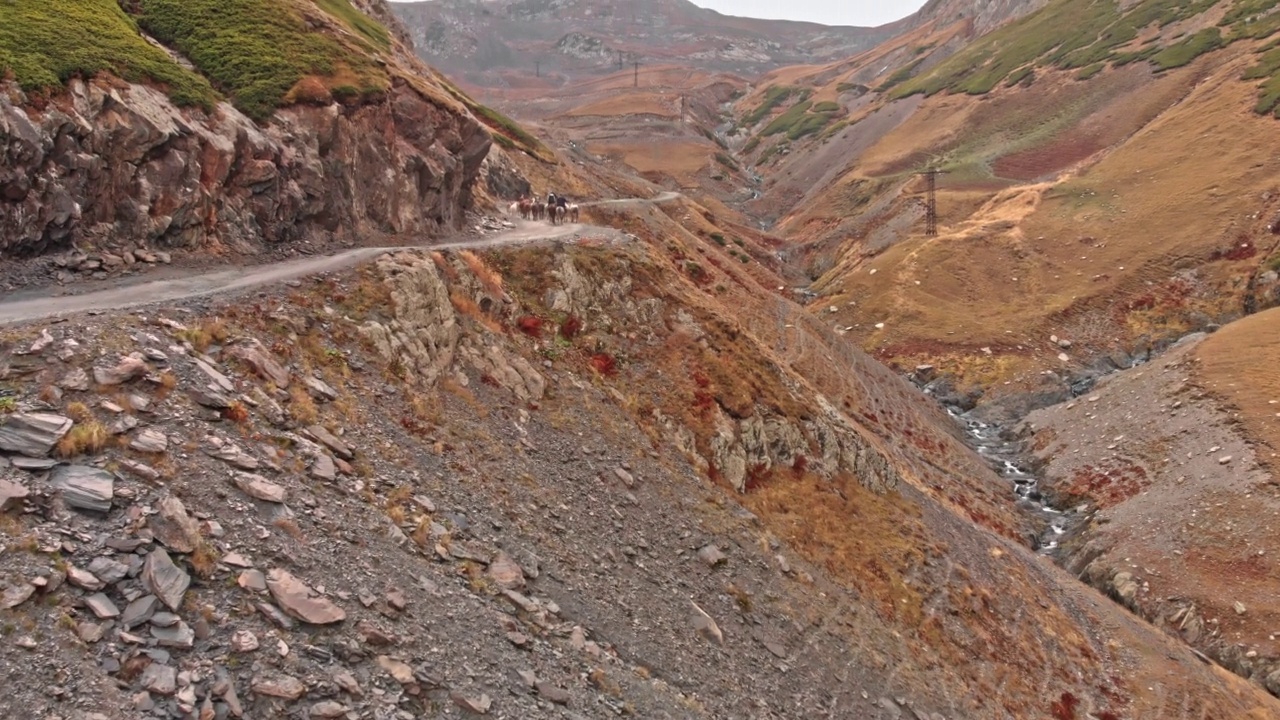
xmin=920 ymin=168 xmax=947 ymax=236
xmin=633 ymin=57 xmax=639 ymax=87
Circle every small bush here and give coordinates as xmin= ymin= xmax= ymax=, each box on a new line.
xmin=709 ymin=232 xmax=726 ymax=245
xmin=56 ymin=421 xmax=109 ymax=457
xmin=589 ymin=353 xmax=618 ymax=377
xmin=559 ymin=315 xmax=583 ymax=340
xmin=516 ymin=315 xmax=544 ymax=338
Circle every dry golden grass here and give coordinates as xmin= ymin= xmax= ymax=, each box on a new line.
xmin=189 ymin=540 xmax=218 ymax=579
xmin=431 ymin=251 xmax=460 ymax=284
xmin=273 ymin=517 xmax=305 ymax=540
xmin=64 ymin=401 xmax=92 ymax=423
xmin=0 ymin=513 xmax=23 ymax=536
xmin=154 ymin=371 xmax=178 ymax=400
xmin=742 ymin=470 xmax=927 ymax=626
xmin=37 ymin=385 xmax=60 ymax=404
xmin=449 ymin=289 xmax=503 ymax=333
xmin=178 ymin=318 xmax=230 ymax=353
xmin=459 ymin=250 xmax=504 ymax=297
xmin=1196 ymin=307 xmax=1280 ymax=475
xmin=561 ymin=92 xmax=679 ymax=119
xmin=288 ymin=385 xmax=318 ymax=425
xmin=56 ymin=421 xmax=108 ymax=457
xmin=223 ymin=400 xmax=250 ymax=425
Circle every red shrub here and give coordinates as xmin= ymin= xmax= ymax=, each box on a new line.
xmin=560 ymin=315 xmax=583 ymax=339
xmin=791 ymin=455 xmax=808 ymax=477
xmin=1051 ymin=692 xmax=1079 ymax=720
xmin=516 ymin=315 xmax=544 ymax=338
xmin=589 ymin=353 xmax=617 ymax=376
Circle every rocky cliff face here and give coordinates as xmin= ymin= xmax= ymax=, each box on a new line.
xmin=0 ymin=0 xmax=495 ymax=261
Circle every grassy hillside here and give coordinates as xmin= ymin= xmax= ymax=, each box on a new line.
xmin=891 ymin=0 xmax=1280 ymax=116
xmin=0 ymin=0 xmax=218 ymax=109
xmin=0 ymin=0 xmax=394 ymax=121
xmin=135 ymin=0 xmax=391 ymax=120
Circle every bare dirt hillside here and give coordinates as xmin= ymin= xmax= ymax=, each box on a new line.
xmin=1018 ymin=307 xmax=1280 ymax=699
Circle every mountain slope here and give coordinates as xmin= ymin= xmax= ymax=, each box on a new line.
xmin=1 ymin=168 xmax=1279 ymax=718
xmin=0 ymin=0 xmax=555 ymax=266
xmin=732 ymin=0 xmax=1280 ymax=406
xmin=389 ymin=0 xmax=896 ymax=89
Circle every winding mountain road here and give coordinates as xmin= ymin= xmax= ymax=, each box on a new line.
xmin=0 ymin=192 xmax=681 ymax=327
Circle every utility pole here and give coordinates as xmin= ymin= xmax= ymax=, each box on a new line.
xmin=535 ymin=60 xmax=540 ymax=78
xmin=920 ymin=168 xmax=947 ymax=236
xmin=617 ymin=50 xmax=623 ymax=69
xmin=633 ymin=58 xmax=639 ymax=87
xmin=680 ymin=94 xmax=686 ymax=124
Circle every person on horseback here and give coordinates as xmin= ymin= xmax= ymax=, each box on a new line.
xmin=555 ymin=194 xmax=568 ymax=210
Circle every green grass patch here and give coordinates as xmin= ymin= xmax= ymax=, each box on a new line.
xmin=1075 ymin=62 xmax=1105 ymax=80
xmin=742 ymin=85 xmax=808 ymax=126
xmin=1150 ymin=27 xmax=1224 ymax=69
xmin=314 ymin=0 xmax=392 ymax=50
xmin=136 ymin=0 xmax=390 ymax=121
xmin=876 ymin=58 xmax=925 ymax=92
xmin=890 ymin=0 xmax=1280 ymax=116
xmin=811 ymin=100 xmax=842 ymax=112
xmin=758 ymin=98 xmax=838 ymax=141
xmin=742 ymin=136 xmax=761 ymax=153
xmin=0 ymin=0 xmax=218 ymax=109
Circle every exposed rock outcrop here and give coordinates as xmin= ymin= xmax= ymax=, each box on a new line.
xmin=0 ymin=73 xmax=490 ymax=258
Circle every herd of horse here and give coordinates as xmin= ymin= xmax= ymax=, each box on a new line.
xmin=509 ymin=193 xmax=580 ymax=225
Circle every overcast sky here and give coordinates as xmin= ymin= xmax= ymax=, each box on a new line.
xmin=690 ymin=0 xmax=928 ymax=27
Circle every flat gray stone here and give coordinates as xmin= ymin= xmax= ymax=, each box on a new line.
xmin=142 ymin=548 xmax=189 ymax=611
xmin=0 ymin=477 xmax=29 ymax=512
xmin=141 ymin=663 xmax=177 ymax=696
xmin=129 ymin=428 xmax=168 ymax=453
xmin=1 ymin=583 xmax=35 ymax=609
xmin=84 ymin=593 xmax=120 ymax=619
xmin=50 ymin=465 xmax=114 ymax=513
xmin=121 ymin=595 xmax=159 ymax=629
xmin=87 ymin=556 xmax=129 ymax=585
xmin=0 ymin=413 xmax=72 ymax=457
xmin=266 ymin=568 xmax=345 ymax=625
xmin=148 ymin=495 xmax=201 ymax=553
xmin=233 ymin=473 xmax=285 ymax=503
xmin=305 ymin=425 xmax=352 ymax=460
xmin=10 ymin=456 xmax=57 ymax=471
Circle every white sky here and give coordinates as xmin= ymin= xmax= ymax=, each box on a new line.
xmin=690 ymin=0 xmax=929 ymax=27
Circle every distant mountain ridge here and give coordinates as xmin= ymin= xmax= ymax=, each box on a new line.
xmin=389 ymin=0 xmax=904 ymax=87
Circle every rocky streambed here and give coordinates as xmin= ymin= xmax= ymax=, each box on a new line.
xmin=944 ymin=405 xmax=1075 ymax=555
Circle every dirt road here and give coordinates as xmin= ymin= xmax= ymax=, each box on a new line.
xmin=0 ymin=221 xmax=601 ymax=326
xmin=0 ymin=191 xmax=683 ymax=326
